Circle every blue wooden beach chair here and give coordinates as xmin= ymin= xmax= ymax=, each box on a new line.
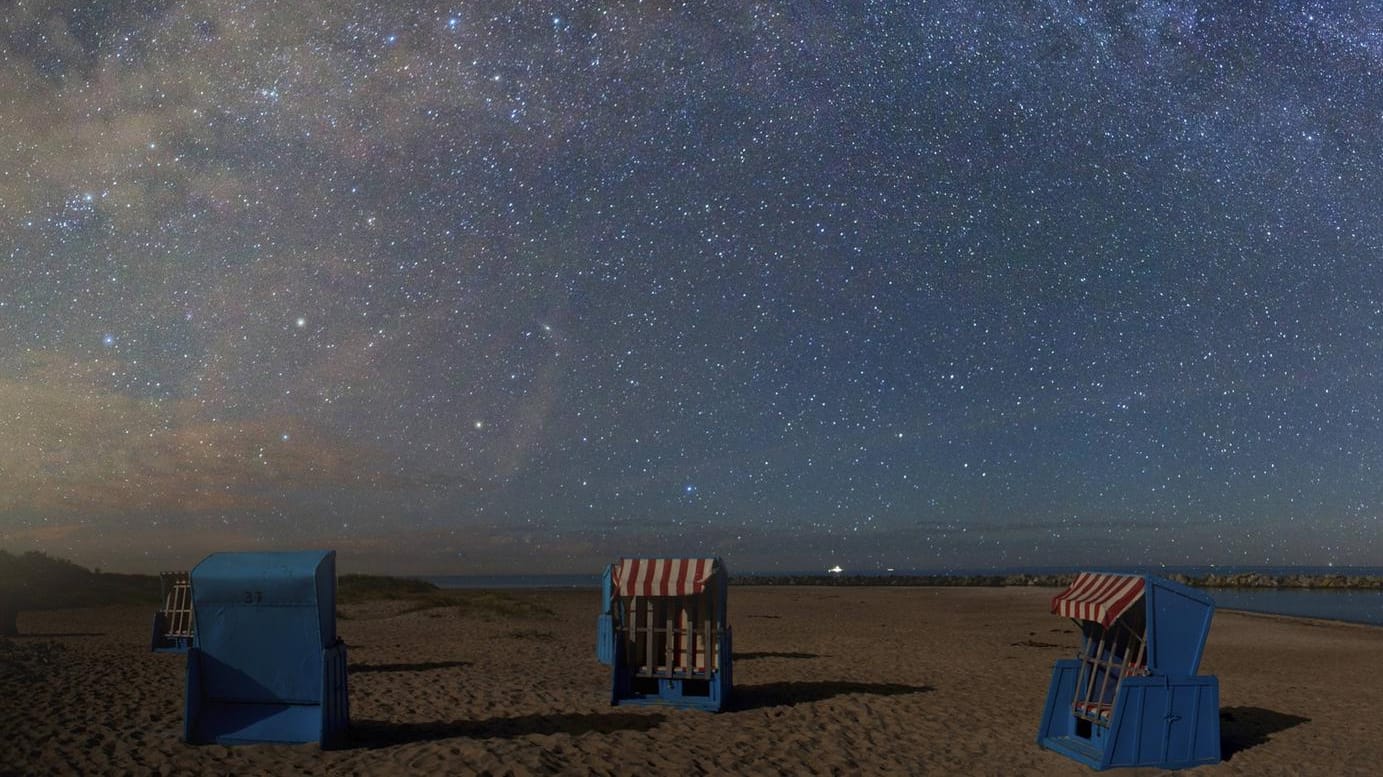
xmin=183 ymin=550 xmax=349 ymax=747
xmin=150 ymin=570 xmax=194 ymax=653
xmin=607 ymin=557 xmax=731 ymax=711
xmin=1037 ymin=573 xmax=1220 ymax=770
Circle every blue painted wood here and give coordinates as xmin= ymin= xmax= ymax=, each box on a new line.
xmin=183 ymin=550 xmax=350 ymax=747
xmin=596 ymin=613 xmax=614 ymax=666
xmin=1145 ymin=576 xmax=1214 ymax=677
xmin=596 ymin=564 xmax=614 ymax=665
xmin=1038 ymin=574 xmax=1221 ymax=771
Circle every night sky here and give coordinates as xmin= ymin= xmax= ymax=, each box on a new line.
xmin=3 ymin=1 xmax=1381 ymax=574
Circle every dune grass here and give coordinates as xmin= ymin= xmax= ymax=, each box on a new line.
xmin=1 ymin=550 xmax=162 ymax=635
xmin=2 ymin=555 xmax=552 ymax=614
xmin=337 ymin=574 xmax=555 ymax=620
xmin=338 ymin=574 xmax=442 ymax=603
xmin=1 ymin=550 xmax=159 ymax=608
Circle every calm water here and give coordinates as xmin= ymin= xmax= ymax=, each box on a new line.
xmin=425 ymin=573 xmax=1383 ymax=626
xmin=1209 ymin=588 xmax=1383 ymax=627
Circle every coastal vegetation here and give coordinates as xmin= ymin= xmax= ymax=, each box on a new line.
xmin=338 ymin=573 xmax=441 ymax=602
xmin=0 ymin=553 xmax=553 ymax=634
xmin=0 ymin=550 xmax=158 ymax=636
xmin=338 ymin=574 xmax=553 ymax=619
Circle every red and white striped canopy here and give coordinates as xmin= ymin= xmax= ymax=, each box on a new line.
xmin=1051 ymin=572 xmax=1146 ymax=628
xmin=613 ymin=558 xmax=720 ymax=598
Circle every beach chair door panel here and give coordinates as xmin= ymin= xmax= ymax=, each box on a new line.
xmin=1163 ymin=678 xmax=1218 ymax=767
xmin=1099 ymin=675 xmax=1219 ymax=770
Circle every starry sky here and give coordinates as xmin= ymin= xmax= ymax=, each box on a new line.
xmin=2 ymin=1 xmax=1381 ymax=574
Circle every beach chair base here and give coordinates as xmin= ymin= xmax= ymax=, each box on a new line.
xmin=184 ymin=640 xmax=350 ymax=748
xmin=612 ymin=672 xmax=730 ymax=712
xmin=1037 ymin=659 xmax=1220 ymax=770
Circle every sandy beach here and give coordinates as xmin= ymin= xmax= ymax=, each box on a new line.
xmin=1 ymin=586 xmax=1379 ymax=776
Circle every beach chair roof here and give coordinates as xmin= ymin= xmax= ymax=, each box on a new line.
xmin=1052 ymin=572 xmax=1215 ymax=676
xmin=613 ymin=558 xmax=721 ymax=597
xmin=1051 ymin=572 xmax=1146 ymax=628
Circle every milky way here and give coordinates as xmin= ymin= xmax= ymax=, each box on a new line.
xmin=2 ymin=2 xmax=1381 ymax=573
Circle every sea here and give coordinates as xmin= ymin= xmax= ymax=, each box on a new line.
xmin=1201 ymin=588 xmax=1383 ymax=627
xmin=424 ymin=566 xmax=1383 ymax=627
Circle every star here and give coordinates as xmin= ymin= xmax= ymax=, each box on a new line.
xmin=3 ymin=0 xmax=1379 ymax=574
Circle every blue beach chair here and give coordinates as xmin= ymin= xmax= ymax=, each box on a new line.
xmin=150 ymin=571 xmax=194 ymax=653
xmin=183 ymin=550 xmax=350 ymax=747
xmin=1037 ymin=572 xmax=1220 ymax=770
xmin=606 ymin=557 xmax=732 ymax=711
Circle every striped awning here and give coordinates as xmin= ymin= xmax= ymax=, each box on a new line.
xmin=1051 ymin=572 xmax=1146 ymax=628
xmin=613 ymin=558 xmax=719 ymax=598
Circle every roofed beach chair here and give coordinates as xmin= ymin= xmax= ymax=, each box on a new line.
xmin=1037 ymin=572 xmax=1220 ymax=770
xmin=150 ymin=570 xmax=195 ymax=653
xmin=183 ymin=550 xmax=349 ymax=747
xmin=607 ymin=557 xmax=731 ymax=711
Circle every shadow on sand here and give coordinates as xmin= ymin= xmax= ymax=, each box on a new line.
xmin=1220 ymin=706 xmax=1311 ymax=760
xmin=731 ymin=680 xmax=933 ymax=711
xmin=348 ymin=711 xmax=666 ymax=747
xmin=348 ymin=660 xmax=471 ymax=674
xmin=735 ymin=651 xmax=819 ymax=661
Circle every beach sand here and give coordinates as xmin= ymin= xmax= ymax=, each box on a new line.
xmin=1 ymin=586 xmax=1379 ymax=776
